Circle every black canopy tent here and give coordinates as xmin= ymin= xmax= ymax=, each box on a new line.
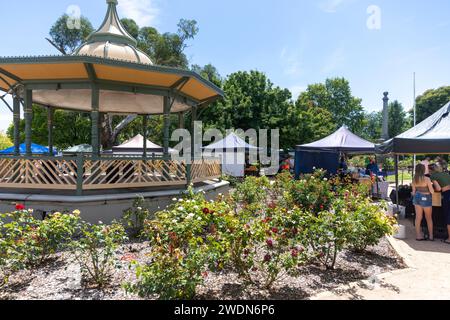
xmin=377 ymin=102 xmax=450 ymax=155
xmin=377 ymin=102 xmax=450 ymax=211
xmin=295 ymin=126 xmax=376 ymax=178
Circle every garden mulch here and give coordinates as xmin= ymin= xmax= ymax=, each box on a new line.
xmin=0 ymin=237 xmax=406 ymax=300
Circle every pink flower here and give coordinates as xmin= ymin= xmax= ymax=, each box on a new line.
xmin=266 ymin=239 xmax=274 ymax=248
xmin=264 ymin=254 xmax=272 ymax=263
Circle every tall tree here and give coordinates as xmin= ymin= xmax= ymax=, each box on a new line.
xmin=296 ymin=78 xmax=365 ymax=134
xmin=388 ymin=100 xmax=409 ymax=138
xmin=122 ymin=18 xmax=199 ymax=68
xmin=48 ymin=14 xmax=94 ymax=54
xmin=361 ymin=111 xmax=382 ymax=142
xmin=413 ymin=86 xmax=450 ymax=123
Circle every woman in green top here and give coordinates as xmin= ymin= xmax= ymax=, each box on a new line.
xmin=430 ymin=164 xmax=450 ymax=244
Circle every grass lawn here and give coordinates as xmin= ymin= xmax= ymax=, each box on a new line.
xmin=387 ymin=171 xmax=412 ymax=183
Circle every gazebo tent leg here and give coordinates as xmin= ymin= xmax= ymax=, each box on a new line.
xmin=24 ymin=89 xmax=33 ymax=156
xmin=91 ymin=86 xmax=100 ymax=157
xmin=13 ymin=96 xmax=21 ymax=156
xmin=47 ymin=106 xmax=54 ymax=156
xmin=395 ymin=155 xmax=400 ymax=212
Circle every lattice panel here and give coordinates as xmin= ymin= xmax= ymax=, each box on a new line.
xmin=191 ymin=159 xmax=222 ymax=182
xmin=83 ymin=159 xmax=187 ymax=189
xmin=0 ymin=158 xmax=77 ymax=190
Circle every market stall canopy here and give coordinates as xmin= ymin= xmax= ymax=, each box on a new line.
xmin=296 ymin=126 xmax=375 ymax=154
xmin=377 ymin=102 xmax=450 ymax=154
xmin=204 ymin=132 xmax=260 ymax=152
xmin=0 ymin=0 xmax=223 ymax=115
xmin=0 ymin=143 xmax=57 ymax=155
xmin=112 ymin=135 xmax=176 ymax=154
xmin=63 ymin=144 xmax=93 ymax=154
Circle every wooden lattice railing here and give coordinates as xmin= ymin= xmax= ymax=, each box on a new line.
xmin=83 ymin=159 xmax=187 ymax=190
xmin=190 ymin=158 xmax=222 ymax=183
xmin=0 ymin=156 xmax=221 ymax=194
xmin=0 ymin=158 xmax=78 ymax=190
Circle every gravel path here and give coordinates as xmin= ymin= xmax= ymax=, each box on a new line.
xmin=0 ymin=238 xmax=405 ymax=300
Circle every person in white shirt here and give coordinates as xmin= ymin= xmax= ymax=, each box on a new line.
xmin=421 ymin=157 xmax=431 ymax=176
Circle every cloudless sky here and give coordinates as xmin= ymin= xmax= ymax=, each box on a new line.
xmin=0 ymin=0 xmax=449 ymax=132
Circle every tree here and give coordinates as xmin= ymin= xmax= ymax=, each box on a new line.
xmin=282 ymin=102 xmax=336 ymax=149
xmin=388 ymin=100 xmax=409 ymax=138
xmin=413 ymin=86 xmax=450 ymax=123
xmin=296 ymin=78 xmax=365 ymax=135
xmin=0 ymin=132 xmax=12 ymax=150
xmin=7 ymin=105 xmax=91 ymax=150
xmin=48 ymin=14 xmax=94 ymax=54
xmin=121 ymin=18 xmax=199 ymax=68
xmin=361 ymin=111 xmax=382 ymax=142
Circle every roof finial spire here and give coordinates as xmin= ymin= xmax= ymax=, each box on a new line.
xmin=85 ymin=0 xmax=137 ymax=47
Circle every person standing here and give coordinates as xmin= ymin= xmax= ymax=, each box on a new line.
xmin=412 ymin=164 xmax=440 ymax=241
xmin=421 ymin=157 xmax=431 ymax=176
xmin=430 ymin=164 xmax=450 ymax=244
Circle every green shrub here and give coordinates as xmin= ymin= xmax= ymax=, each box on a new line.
xmin=122 ymin=197 xmax=152 ymax=238
xmin=126 ymin=191 xmax=233 ymax=300
xmin=347 ymin=200 xmax=396 ymax=252
xmin=0 ymin=207 xmax=81 ymax=285
xmin=288 ymin=170 xmax=334 ymax=215
xmin=232 ymin=176 xmax=271 ymax=207
xmin=71 ymin=221 xmax=127 ymax=288
xmin=227 ymin=206 xmax=309 ymax=289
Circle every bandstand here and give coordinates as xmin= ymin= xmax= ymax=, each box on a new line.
xmin=0 ymin=0 xmax=227 ymax=222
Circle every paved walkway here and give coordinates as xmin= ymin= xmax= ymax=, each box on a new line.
xmin=311 ymin=219 xmax=450 ymax=300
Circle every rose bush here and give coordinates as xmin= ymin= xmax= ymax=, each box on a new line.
xmin=0 ymin=207 xmax=81 ymax=285
xmin=70 ymin=221 xmax=128 ymax=288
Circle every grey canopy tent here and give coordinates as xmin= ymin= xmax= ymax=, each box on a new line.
xmin=112 ymin=135 xmax=177 ymax=155
xmin=377 ymin=102 xmax=450 ymax=154
xmin=203 ymin=132 xmax=260 ymax=152
xmin=204 ymin=133 xmax=260 ymax=177
xmin=298 ymin=126 xmax=376 ymax=154
xmin=295 ymin=126 xmax=375 ymax=177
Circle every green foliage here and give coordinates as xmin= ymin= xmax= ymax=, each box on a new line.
xmin=414 ymin=86 xmax=450 ymax=123
xmin=126 ymin=192 xmax=233 ymax=299
xmin=232 ymin=176 xmax=271 ymax=207
xmin=388 ymin=100 xmax=410 ymax=138
xmin=49 ymin=14 xmax=94 ymax=54
xmin=0 ymin=209 xmax=81 ymax=285
xmin=0 ymin=132 xmax=13 ymax=150
xmin=287 ymin=170 xmax=334 ymax=215
xmin=296 ymin=78 xmax=365 ymax=135
xmin=7 ymin=105 xmax=91 ymax=150
xmin=71 ymin=222 xmax=128 ymax=288
xmin=122 ymin=197 xmax=152 ymax=237
xmin=346 ymin=200 xmax=397 ymax=252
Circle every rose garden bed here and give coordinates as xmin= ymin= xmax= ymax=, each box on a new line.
xmin=0 ymin=171 xmax=405 ymax=300
xmin=0 ymin=237 xmax=404 ymax=300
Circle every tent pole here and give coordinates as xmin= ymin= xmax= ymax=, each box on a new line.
xmin=395 ymin=154 xmax=400 ymax=213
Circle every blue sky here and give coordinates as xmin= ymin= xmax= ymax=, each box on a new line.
xmin=0 ymin=0 xmax=449 ymax=132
